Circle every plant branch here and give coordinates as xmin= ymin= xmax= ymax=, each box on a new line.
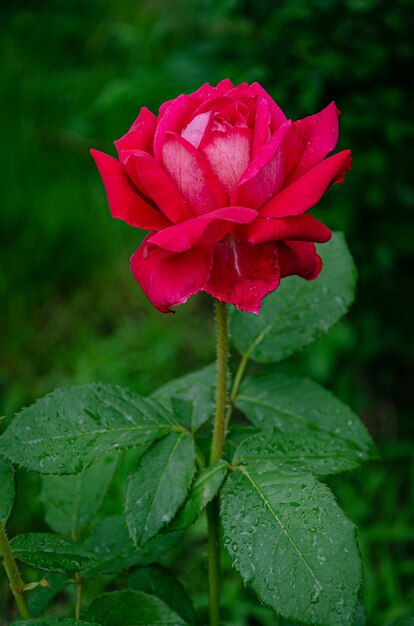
xmin=207 ymin=300 xmax=229 ymax=626
xmin=0 ymin=520 xmax=30 ymax=619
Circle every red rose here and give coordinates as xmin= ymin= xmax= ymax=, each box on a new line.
xmin=91 ymin=79 xmax=351 ymax=314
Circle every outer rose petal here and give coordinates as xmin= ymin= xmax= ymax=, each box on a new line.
xmin=114 ymin=107 xmax=157 ymax=158
xmin=242 ymin=214 xmax=332 ymax=245
xmin=203 ymin=239 xmax=280 ymax=314
xmin=90 ymin=149 xmax=170 ymax=230
xmin=130 ymin=239 xmax=214 ymax=313
xmin=277 ymin=241 xmax=322 ymax=280
xmin=292 ymin=102 xmax=340 ymax=179
xmin=252 ymin=96 xmax=271 ymax=157
xmin=261 ymin=150 xmax=352 ymax=218
xmin=147 ymin=207 xmax=258 ymax=252
xmin=161 ymin=133 xmax=226 ymax=215
xmin=130 ymin=150 xmax=193 ymax=223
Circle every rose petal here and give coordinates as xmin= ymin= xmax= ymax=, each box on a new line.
xmin=242 ymin=214 xmax=332 ymax=245
xmin=114 ymin=107 xmax=157 ymax=158
xmin=154 ymin=94 xmax=199 ymax=161
xmin=203 ymin=239 xmax=280 ymax=314
xmin=148 ymin=206 xmax=258 ymax=252
xmin=292 ymin=102 xmax=340 ymax=179
xmin=277 ymin=241 xmax=322 ymax=280
xmin=181 ymin=110 xmax=213 ymax=148
xmin=162 ymin=133 xmax=226 ymax=215
xmin=130 ymin=238 xmax=213 ymax=313
xmin=252 ymin=96 xmax=271 ymax=157
xmin=130 ymin=150 xmax=193 ymax=223
xmin=261 ymin=150 xmax=352 ymax=218
xmin=250 ymin=82 xmax=287 ymax=131
xmin=203 ymin=127 xmax=253 ymax=197
xmin=190 ymin=79 xmax=234 ymax=100
xmin=90 ymin=149 xmax=170 ymax=230
xmin=232 ymin=121 xmax=294 ymax=209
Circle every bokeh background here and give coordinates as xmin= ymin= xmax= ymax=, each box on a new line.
xmin=1 ymin=1 xmax=413 ymax=624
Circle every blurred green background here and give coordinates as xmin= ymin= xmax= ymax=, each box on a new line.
xmin=1 ymin=1 xmax=413 ymax=624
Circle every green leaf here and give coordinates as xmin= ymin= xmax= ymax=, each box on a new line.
xmin=236 ymin=369 xmax=376 ymax=458
xmin=0 ymin=456 xmax=15 ymax=524
xmin=83 ymin=515 xmax=182 ymax=577
xmin=151 ymin=363 xmax=216 ymax=432
xmin=386 ymin=619 xmax=414 ymax=626
xmin=11 ymin=533 xmax=99 ymax=572
xmin=40 ymin=454 xmax=118 ymax=536
xmin=0 ymin=384 xmax=177 ymax=474
xmin=27 ymin=572 xmax=68 ymax=618
xmin=221 ymin=466 xmax=361 ymax=626
xmin=234 ymin=429 xmax=367 ymax=476
xmin=230 ymin=233 xmax=357 ymax=363
xmin=85 ymin=590 xmax=187 ymax=625
xmin=125 ymin=432 xmax=196 ymax=547
xmin=128 ymin=565 xmax=195 ymax=625
xmin=169 ymin=460 xmax=227 ymax=531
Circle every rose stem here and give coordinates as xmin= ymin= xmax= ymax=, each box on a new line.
xmin=207 ymin=299 xmax=229 ymax=626
xmin=0 ymin=520 xmax=30 ymax=619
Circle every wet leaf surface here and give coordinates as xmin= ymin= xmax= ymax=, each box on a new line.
xmin=221 ymin=465 xmax=361 ymax=626
xmin=125 ymin=432 xmax=196 ymax=547
xmin=0 ymin=384 xmax=177 ymax=474
xmin=230 ymin=233 xmax=357 ymax=363
xmin=11 ymin=533 xmax=99 ymax=572
xmin=85 ymin=590 xmax=187 ymax=625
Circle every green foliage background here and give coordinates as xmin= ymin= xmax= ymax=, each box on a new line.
xmin=0 ymin=1 xmax=412 ymax=624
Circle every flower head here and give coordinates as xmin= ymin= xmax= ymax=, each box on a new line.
xmin=91 ymin=80 xmax=351 ymax=313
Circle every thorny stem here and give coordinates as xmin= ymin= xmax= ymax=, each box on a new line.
xmin=207 ymin=300 xmax=229 ymax=626
xmin=0 ymin=520 xmax=30 ymax=619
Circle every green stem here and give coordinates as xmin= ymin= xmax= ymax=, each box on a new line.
xmin=0 ymin=520 xmax=30 ymax=619
xmin=207 ymin=300 xmax=229 ymax=626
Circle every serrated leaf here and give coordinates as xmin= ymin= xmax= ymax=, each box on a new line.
xmin=40 ymin=454 xmax=118 ymax=536
xmin=128 ymin=565 xmax=195 ymax=625
xmin=83 ymin=515 xmax=182 ymax=577
xmin=0 ymin=456 xmax=15 ymax=524
xmin=169 ymin=460 xmax=227 ymax=531
xmin=151 ymin=363 xmax=216 ymax=432
xmin=11 ymin=533 xmax=99 ymax=572
xmin=0 ymin=384 xmax=177 ymax=474
xmin=230 ymin=233 xmax=357 ymax=363
xmin=236 ymin=369 xmax=375 ymax=458
xmin=234 ymin=429 xmax=367 ymax=476
xmin=221 ymin=466 xmax=361 ymax=626
xmin=85 ymin=590 xmax=187 ymax=625
xmin=27 ymin=572 xmax=68 ymax=617
xmin=125 ymin=432 xmax=196 ymax=547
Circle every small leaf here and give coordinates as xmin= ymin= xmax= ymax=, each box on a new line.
xmin=83 ymin=515 xmax=182 ymax=577
xmin=0 ymin=456 xmax=15 ymax=524
xmin=11 ymin=533 xmax=99 ymax=572
xmin=125 ymin=432 xmax=196 ymax=546
xmin=230 ymin=233 xmax=357 ymax=363
xmin=236 ymin=369 xmax=376 ymax=457
xmin=234 ymin=429 xmax=368 ymax=476
xmin=0 ymin=384 xmax=177 ymax=474
xmin=85 ymin=590 xmax=187 ymax=625
xmin=221 ymin=465 xmax=361 ymax=626
xmin=41 ymin=454 xmax=118 ymax=536
xmin=169 ymin=460 xmax=227 ymax=531
xmin=27 ymin=572 xmax=68 ymax=617
xmin=151 ymin=363 xmax=216 ymax=432
xmin=128 ymin=565 xmax=195 ymax=625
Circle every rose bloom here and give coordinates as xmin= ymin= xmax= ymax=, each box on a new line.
xmin=91 ymin=79 xmax=351 ymax=314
